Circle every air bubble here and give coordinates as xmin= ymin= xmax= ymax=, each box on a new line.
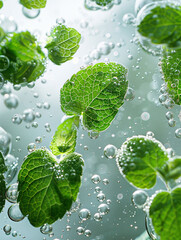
xmin=79 ymin=208 xmax=91 ymax=221
xmin=175 ymin=128 xmax=181 ymax=138
xmin=132 ymin=190 xmax=149 ymax=208
xmin=76 ymin=226 xmax=85 ymax=235
xmin=3 ymin=225 xmax=11 ymax=235
xmin=22 ymin=7 xmax=40 ymax=18
xmin=91 ymin=174 xmax=101 ymax=184
xmin=104 ymin=144 xmax=117 ymax=159
xmin=8 ymin=203 xmax=24 ymax=222
xmin=6 ymin=183 xmax=18 ymax=203
xmin=98 ymin=203 xmax=110 ymax=215
xmin=40 ymin=224 xmax=53 ymax=234
xmin=27 ymin=143 xmax=36 ymax=152
xmin=94 ymin=212 xmax=102 ymax=221
xmin=85 ymin=229 xmax=91 ymax=237
xmin=23 ymin=109 xmax=35 ymax=123
xmin=0 ymin=55 xmax=10 ymax=71
xmin=4 ymin=94 xmax=19 ymax=109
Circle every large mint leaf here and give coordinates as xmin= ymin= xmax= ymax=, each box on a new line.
xmin=0 ymin=31 xmax=46 ymax=84
xmin=150 ymin=187 xmax=181 ymax=240
xmin=95 ymin=0 xmax=112 ymax=6
xmin=20 ymin=0 xmax=47 ymax=9
xmin=0 ymin=152 xmax=7 ymax=213
xmin=45 ymin=24 xmax=81 ymax=65
xmin=61 ymin=62 xmax=128 ymax=132
xmin=50 ymin=116 xmax=79 ymax=156
xmin=116 ymin=136 xmax=169 ymax=189
xmin=161 ymin=47 xmax=181 ymax=105
xmin=138 ymin=5 xmax=181 ymax=45
xmin=18 ymin=148 xmax=84 ymax=227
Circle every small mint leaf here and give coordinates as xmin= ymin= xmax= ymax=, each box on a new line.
xmin=0 ymin=152 xmax=7 ymax=213
xmin=150 ymin=187 xmax=181 ymax=240
xmin=161 ymin=47 xmax=181 ymax=105
xmin=0 ymin=31 xmax=46 ymax=84
xmin=45 ymin=24 xmax=81 ymax=65
xmin=95 ymin=0 xmax=112 ymax=6
xmin=18 ymin=148 xmax=84 ymax=227
xmin=116 ymin=136 xmax=169 ymax=189
xmin=20 ymin=0 xmax=47 ymax=9
xmin=50 ymin=116 xmax=79 ymax=156
xmin=61 ymin=62 xmax=128 ymax=132
xmin=138 ymin=5 xmax=181 ymax=45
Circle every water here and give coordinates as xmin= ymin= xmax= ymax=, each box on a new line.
xmin=0 ymin=0 xmax=180 ymax=239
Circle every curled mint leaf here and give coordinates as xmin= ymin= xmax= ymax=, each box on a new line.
xmin=116 ymin=136 xmax=169 ymax=189
xmin=161 ymin=47 xmax=181 ymax=105
xmin=20 ymin=0 xmax=47 ymax=9
xmin=61 ymin=62 xmax=128 ymax=132
xmin=150 ymin=187 xmax=181 ymax=240
xmin=0 ymin=152 xmax=7 ymax=213
xmin=95 ymin=0 xmax=112 ymax=7
xmin=50 ymin=116 xmax=79 ymax=156
xmin=18 ymin=148 xmax=84 ymax=227
xmin=45 ymin=24 xmax=81 ymax=65
xmin=0 ymin=31 xmax=46 ymax=84
xmin=137 ymin=5 xmax=181 ymax=45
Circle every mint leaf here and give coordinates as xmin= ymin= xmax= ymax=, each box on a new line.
xmin=95 ymin=0 xmax=112 ymax=6
xmin=161 ymin=47 xmax=181 ymax=105
xmin=45 ymin=24 xmax=81 ymax=65
xmin=0 ymin=152 xmax=7 ymax=213
xmin=0 ymin=1 xmax=3 ymax=9
xmin=163 ymin=157 xmax=181 ymax=181
xmin=0 ymin=31 xmax=46 ymax=84
xmin=18 ymin=148 xmax=84 ymax=227
xmin=116 ymin=136 xmax=169 ymax=189
xmin=20 ymin=0 xmax=47 ymax=9
xmin=138 ymin=5 xmax=181 ymax=45
xmin=50 ymin=116 xmax=79 ymax=156
xmin=61 ymin=62 xmax=128 ymax=132
xmin=0 ymin=27 xmax=5 ymax=42
xmin=150 ymin=187 xmax=181 ymax=240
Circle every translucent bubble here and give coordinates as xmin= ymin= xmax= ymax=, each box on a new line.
xmin=32 ymin=122 xmax=38 ymax=128
xmin=0 ymin=55 xmax=10 ymax=71
xmin=6 ymin=183 xmax=18 ymax=203
xmin=88 ymin=131 xmax=99 ymax=139
xmin=95 ymin=186 xmax=101 ymax=193
xmin=104 ymin=144 xmax=117 ymax=159
xmin=168 ymin=119 xmax=176 ymax=127
xmin=22 ymin=7 xmax=40 ymax=18
xmin=0 ymin=127 xmax=12 ymax=156
xmin=43 ymin=102 xmax=50 ymax=110
xmin=94 ymin=212 xmax=103 ymax=221
xmin=3 ymin=224 xmax=11 ymax=235
xmin=132 ymin=190 xmax=149 ymax=208
xmin=13 ymin=84 xmax=21 ymax=91
xmin=70 ymin=198 xmax=81 ymax=213
xmin=117 ymin=193 xmax=123 ymax=200
xmin=27 ymin=82 xmax=35 ymax=88
xmin=56 ymin=18 xmax=65 ymax=24
xmin=80 ymin=20 xmax=89 ymax=28
xmin=8 ymin=203 xmax=24 ymax=222
xmin=166 ymin=148 xmax=175 ymax=158
xmin=146 ymin=131 xmax=154 ymax=138
xmin=76 ymin=226 xmax=85 ymax=235
xmin=0 ymin=73 xmax=5 ymax=90
xmin=98 ymin=203 xmax=110 ymax=215
xmin=27 ymin=143 xmax=36 ymax=152
xmin=141 ymin=112 xmax=150 ymax=121
xmin=79 ymin=208 xmax=91 ymax=221
xmin=166 ymin=111 xmax=173 ymax=120
xmin=123 ymin=13 xmax=135 ymax=25
xmin=16 ymin=136 xmax=21 ymax=142
xmin=91 ymin=174 xmax=101 ymax=184
xmin=103 ymin=178 xmax=109 ymax=185
xmin=4 ymin=94 xmax=19 ymax=109
xmin=175 ymin=128 xmax=181 ymax=138
xmin=85 ymin=229 xmax=91 ymax=237
xmin=40 ymin=224 xmax=53 ymax=234
xmin=164 ymin=99 xmax=174 ymax=109
xmin=12 ymin=231 xmax=17 ymax=237
xmin=35 ymin=136 xmax=42 ymax=144
xmin=90 ymin=49 xmax=101 ymax=60
xmin=97 ymin=192 xmax=106 ymax=202
xmin=12 ymin=114 xmax=23 ymax=125
xmin=97 ymin=42 xmax=111 ymax=55
xmin=4 ymin=154 xmax=18 ymax=184
xmin=1 ymin=84 xmax=11 ymax=95
xmin=23 ymin=109 xmax=35 ymax=123
xmin=0 ymin=16 xmax=18 ymax=32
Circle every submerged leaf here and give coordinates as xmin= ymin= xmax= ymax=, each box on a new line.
xmin=61 ymin=62 xmax=128 ymax=132
xmin=20 ymin=0 xmax=47 ymax=9
xmin=18 ymin=148 xmax=84 ymax=227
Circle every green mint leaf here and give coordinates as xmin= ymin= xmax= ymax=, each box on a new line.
xmin=116 ymin=136 xmax=169 ymax=189
xmin=95 ymin=0 xmax=112 ymax=7
xmin=0 ymin=31 xmax=46 ymax=84
xmin=0 ymin=152 xmax=7 ymax=213
xmin=161 ymin=47 xmax=181 ymax=105
xmin=150 ymin=187 xmax=181 ymax=240
xmin=0 ymin=27 xmax=5 ymax=42
xmin=18 ymin=148 xmax=84 ymax=227
xmin=50 ymin=116 xmax=79 ymax=156
xmin=138 ymin=5 xmax=181 ymax=45
xmin=0 ymin=1 xmax=3 ymax=9
xmin=61 ymin=62 xmax=128 ymax=132
xmin=20 ymin=0 xmax=47 ymax=9
xmin=163 ymin=157 xmax=181 ymax=181
xmin=45 ymin=24 xmax=81 ymax=65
